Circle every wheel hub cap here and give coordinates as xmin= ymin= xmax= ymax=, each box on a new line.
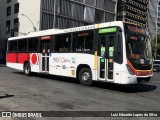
xmin=82 ymin=72 xmax=90 ymax=82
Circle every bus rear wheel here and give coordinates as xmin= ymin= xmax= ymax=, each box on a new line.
xmin=24 ymin=63 xmax=31 ymax=76
xmin=79 ymin=68 xmax=93 ymax=86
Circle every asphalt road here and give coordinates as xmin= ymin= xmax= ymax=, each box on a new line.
xmin=0 ymin=65 xmax=160 ymax=120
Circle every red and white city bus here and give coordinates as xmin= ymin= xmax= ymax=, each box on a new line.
xmin=7 ymin=21 xmax=153 ymax=86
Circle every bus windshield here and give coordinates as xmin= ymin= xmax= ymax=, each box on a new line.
xmin=124 ymin=24 xmax=152 ymax=70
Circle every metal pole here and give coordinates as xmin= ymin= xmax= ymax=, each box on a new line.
xmin=53 ymin=0 xmax=57 ymax=29
xmin=155 ymin=0 xmax=158 ymax=60
xmin=21 ymin=14 xmax=37 ymax=32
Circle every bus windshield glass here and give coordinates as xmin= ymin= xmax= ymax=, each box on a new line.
xmin=124 ymin=24 xmax=152 ymax=70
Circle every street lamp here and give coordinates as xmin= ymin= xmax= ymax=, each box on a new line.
xmin=21 ymin=14 xmax=37 ymax=32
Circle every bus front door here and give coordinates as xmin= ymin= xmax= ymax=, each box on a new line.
xmin=98 ymin=34 xmax=115 ymax=81
xmin=41 ymin=40 xmax=50 ymax=72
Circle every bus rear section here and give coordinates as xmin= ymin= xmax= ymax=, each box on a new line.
xmin=6 ymin=37 xmax=40 ymax=75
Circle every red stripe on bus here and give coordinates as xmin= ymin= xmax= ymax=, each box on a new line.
xmin=17 ymin=53 xmax=30 ymax=64
xmin=7 ymin=53 xmax=30 ymax=64
xmin=127 ymin=60 xmax=136 ymax=74
xmin=6 ymin=53 xmax=17 ymax=63
xmin=127 ymin=60 xmax=152 ymax=76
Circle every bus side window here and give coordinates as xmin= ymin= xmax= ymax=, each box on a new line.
xmin=28 ymin=37 xmax=39 ymax=52
xmin=72 ymin=30 xmax=93 ymax=52
xmin=54 ymin=34 xmax=71 ymax=52
xmin=116 ymin=35 xmax=121 ymax=56
xmin=18 ymin=39 xmax=27 ymax=52
xmin=114 ymin=33 xmax=123 ymax=64
xmin=8 ymin=40 xmax=17 ymax=52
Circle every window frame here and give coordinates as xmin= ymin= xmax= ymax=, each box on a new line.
xmin=72 ymin=30 xmax=95 ymax=53
xmin=6 ymin=6 xmax=11 ymax=16
xmin=14 ymin=18 xmax=19 ymax=32
xmin=7 ymin=0 xmax=11 ymax=3
xmin=17 ymin=39 xmax=27 ymax=52
xmin=53 ymin=33 xmax=72 ymax=53
xmin=6 ymin=20 xmax=11 ymax=34
xmin=14 ymin=3 xmax=19 ymax=14
xmin=8 ymin=40 xmax=18 ymax=52
xmin=113 ymin=28 xmax=123 ymax=64
xmin=28 ymin=37 xmax=39 ymax=52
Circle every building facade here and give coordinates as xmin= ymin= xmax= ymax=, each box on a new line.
xmin=0 ymin=0 xmax=41 ymax=63
xmin=157 ymin=0 xmax=160 ymax=34
xmin=0 ymin=0 xmax=117 ymax=44
xmin=148 ymin=0 xmax=159 ymax=38
xmin=0 ymin=0 xmax=41 ymax=39
xmin=0 ymin=0 xmax=118 ymax=39
xmin=117 ymin=0 xmax=148 ymax=28
xmin=41 ymin=0 xmax=117 ymax=30
xmin=0 ymin=0 xmax=7 ymax=51
xmin=0 ymin=0 xmax=118 ymax=63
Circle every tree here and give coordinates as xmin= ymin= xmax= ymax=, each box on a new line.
xmin=151 ymin=34 xmax=160 ymax=59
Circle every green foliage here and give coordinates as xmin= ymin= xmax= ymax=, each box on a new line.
xmin=151 ymin=34 xmax=160 ymax=55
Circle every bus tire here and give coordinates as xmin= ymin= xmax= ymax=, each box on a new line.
xmin=79 ymin=68 xmax=93 ymax=86
xmin=24 ymin=63 xmax=31 ymax=76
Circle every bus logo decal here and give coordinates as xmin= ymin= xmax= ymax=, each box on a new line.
xmin=30 ymin=53 xmax=39 ymax=65
xmin=61 ymin=57 xmax=70 ymax=63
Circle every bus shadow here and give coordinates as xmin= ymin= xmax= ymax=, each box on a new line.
xmin=14 ymin=72 xmax=157 ymax=93
xmin=37 ymin=73 xmax=80 ymax=84
xmin=14 ymin=72 xmax=79 ymax=84
xmin=92 ymin=82 xmax=157 ymax=93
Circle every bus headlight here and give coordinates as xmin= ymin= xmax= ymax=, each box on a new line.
xmin=126 ymin=64 xmax=135 ymax=75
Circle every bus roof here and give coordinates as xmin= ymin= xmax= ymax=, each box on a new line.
xmin=8 ymin=21 xmax=125 ymax=41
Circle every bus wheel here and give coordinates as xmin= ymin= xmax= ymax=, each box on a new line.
xmin=79 ymin=68 xmax=93 ymax=86
xmin=24 ymin=63 xmax=31 ymax=76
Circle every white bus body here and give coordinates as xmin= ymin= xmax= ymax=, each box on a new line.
xmin=7 ymin=21 xmax=153 ymax=85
